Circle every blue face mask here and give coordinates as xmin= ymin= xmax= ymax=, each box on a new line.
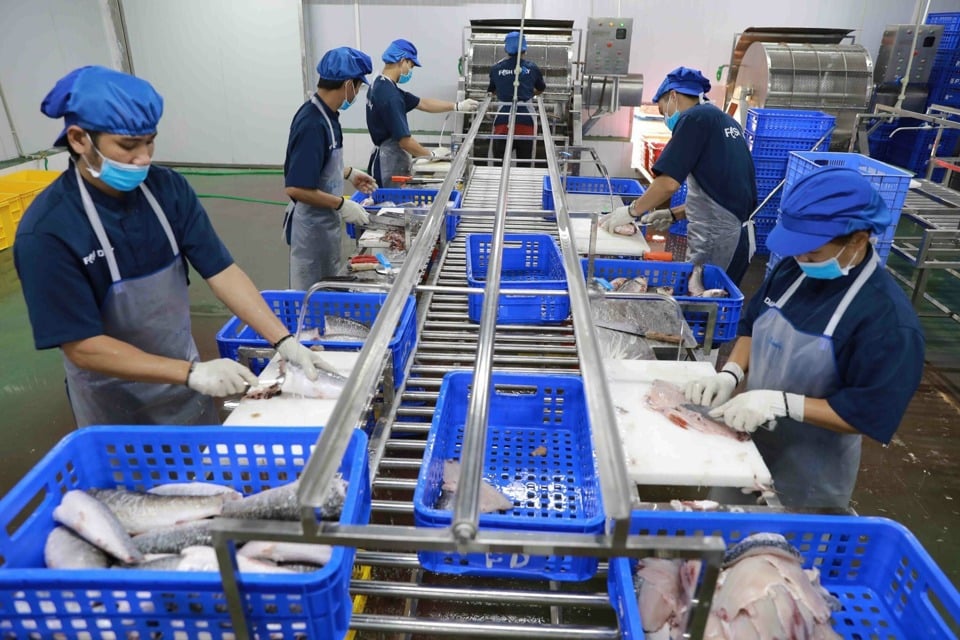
xmin=86 ymin=135 xmax=150 ymax=191
xmin=340 ymin=82 xmax=356 ymax=111
xmin=399 ymin=68 xmax=413 ymax=84
xmin=795 ymin=243 xmax=856 ymax=280
xmin=663 ymin=94 xmax=680 ymax=131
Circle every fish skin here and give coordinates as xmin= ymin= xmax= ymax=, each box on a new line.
xmin=131 ymin=520 xmax=214 ymax=554
xmin=689 ymin=264 xmax=706 ymax=296
xmin=220 ymin=476 xmax=347 ymax=521
xmin=617 ymin=277 xmax=649 ymax=293
xmin=239 ymin=541 xmax=333 ymax=566
xmin=437 ymin=460 xmax=514 ymax=513
xmin=126 ymin=554 xmax=183 ymax=571
xmin=52 ymin=490 xmax=144 ymax=564
xmin=88 ymin=489 xmax=228 ymax=535
xmin=147 ymin=482 xmax=241 ymax=500
xmin=646 ymin=380 xmax=751 ymax=442
xmin=44 ymin=526 xmax=109 ymax=569
xmin=322 ymin=315 xmax=370 ymax=341
xmin=278 ymin=365 xmax=346 ymax=399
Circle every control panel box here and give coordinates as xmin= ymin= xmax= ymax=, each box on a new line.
xmin=585 ymin=17 xmax=633 ymax=76
xmin=875 ymin=24 xmax=943 ymax=85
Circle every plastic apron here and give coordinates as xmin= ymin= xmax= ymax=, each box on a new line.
xmin=749 ymin=253 xmax=878 ymax=509
xmin=285 ymin=95 xmax=344 ymax=290
xmin=683 ymin=174 xmax=743 ymax=271
xmin=64 ymin=167 xmax=217 ymax=428
xmin=370 ymin=138 xmax=411 ymax=188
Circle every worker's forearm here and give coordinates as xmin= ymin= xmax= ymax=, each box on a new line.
xmin=62 ymin=335 xmax=192 ymax=385
xmin=802 ymin=398 xmax=860 ymax=435
xmin=628 ymin=176 xmax=680 ymax=216
xmin=398 ymin=136 xmax=430 ymax=157
xmin=285 ymin=186 xmax=342 ymax=210
xmin=207 ymin=265 xmax=289 ymax=345
xmin=726 ymin=336 xmax=752 ymax=376
xmin=416 ymin=97 xmax=454 ymax=113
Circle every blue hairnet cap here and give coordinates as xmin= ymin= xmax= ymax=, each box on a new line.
xmin=41 ymin=66 xmax=163 ymax=147
xmin=766 ymin=166 xmax=892 ymax=256
xmin=652 ymin=66 xmax=712 ymax=102
xmin=504 ymin=31 xmax=528 ymax=55
xmin=382 ymin=39 xmax=421 ymax=67
xmin=317 ymin=47 xmax=373 ymax=85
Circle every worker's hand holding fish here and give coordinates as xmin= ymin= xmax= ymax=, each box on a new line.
xmin=347 ymin=167 xmax=377 ymax=194
xmin=684 ymin=362 xmax=743 ymax=407
xmin=709 ymin=389 xmax=805 ymax=433
xmin=186 ymin=359 xmax=259 ymax=397
xmin=599 ymin=204 xmax=636 ymax=232
xmin=638 ymin=209 xmax=674 ymax=232
xmin=276 ymin=336 xmax=339 ymax=379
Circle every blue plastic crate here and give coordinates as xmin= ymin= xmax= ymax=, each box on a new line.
xmin=888 ymin=126 xmax=960 ymax=177
xmin=746 ymin=108 xmax=836 ymax=139
xmin=755 ymin=177 xmax=785 ymax=199
xmin=669 ymin=182 xmax=688 ymax=208
xmin=542 ymin=175 xmax=644 ymax=210
xmin=580 ymin=259 xmax=744 ymax=344
xmin=785 ymin=152 xmax=913 ymax=215
xmin=466 ymin=234 xmax=570 ymax=324
xmin=752 ymin=156 xmax=789 ymax=180
xmin=0 ymin=426 xmax=372 ymax=640
xmin=216 ymin=290 xmax=417 ymax=388
xmin=346 ymin=187 xmax=463 ymax=240
xmin=745 ymin=130 xmax=831 ymax=159
xmin=413 ymin=372 xmax=604 ymax=581
xmin=608 ymin=511 xmax=960 ymax=640
xmin=928 ymin=13 xmax=960 ymax=49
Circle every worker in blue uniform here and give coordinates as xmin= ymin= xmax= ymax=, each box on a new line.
xmin=487 ymin=31 xmax=546 ymax=166
xmin=683 ymin=167 xmax=925 ymax=509
xmin=600 ymin=67 xmax=756 ymax=285
xmin=284 ymin=47 xmax=377 ymax=289
xmin=15 ymin=66 xmax=336 ymax=428
xmin=365 ymin=39 xmax=478 ymax=186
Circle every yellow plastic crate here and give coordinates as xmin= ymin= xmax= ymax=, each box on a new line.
xmin=0 ymin=193 xmax=23 ymax=251
xmin=0 ymin=170 xmax=59 ymax=213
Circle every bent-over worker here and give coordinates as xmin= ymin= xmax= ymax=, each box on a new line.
xmin=15 ymin=66 xmax=335 ymax=428
xmin=487 ymin=31 xmax=546 ymax=166
xmin=683 ymin=167 xmax=924 ymax=509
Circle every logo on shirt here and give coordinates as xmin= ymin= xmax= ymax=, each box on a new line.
xmin=497 ymin=67 xmax=530 ymax=77
xmin=82 ymin=248 xmax=108 ymax=266
xmin=723 ymin=126 xmax=742 ymax=139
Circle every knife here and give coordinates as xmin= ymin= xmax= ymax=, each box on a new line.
xmin=593 ymin=320 xmax=685 ymax=345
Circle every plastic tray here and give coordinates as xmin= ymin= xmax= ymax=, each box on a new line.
xmin=0 ymin=170 xmax=59 ymax=212
xmin=466 ymin=234 xmax=570 ymax=324
xmin=580 ymin=258 xmax=744 ymax=344
xmin=346 ymin=187 xmax=463 ymax=240
xmin=745 ymin=108 xmax=836 ymax=139
xmin=412 ymin=372 xmax=604 ymax=581
xmin=745 ymin=130 xmax=831 ymax=159
xmin=785 ymin=152 xmax=913 ymax=215
xmin=608 ymin=511 xmax=960 ymax=640
xmin=542 ymin=176 xmax=644 ymax=211
xmin=0 ymin=193 xmax=22 ymax=251
xmin=0 ymin=426 xmax=372 ymax=640
xmin=216 ymin=290 xmax=417 ymax=388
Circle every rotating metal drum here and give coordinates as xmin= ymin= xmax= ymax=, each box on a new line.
xmin=735 ymin=42 xmax=873 ymax=148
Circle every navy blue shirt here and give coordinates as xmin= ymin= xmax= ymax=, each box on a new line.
xmin=653 ymin=104 xmax=757 ymax=221
xmin=487 ymin=56 xmax=546 ymax=126
xmin=366 ymin=75 xmax=420 ymax=146
xmin=14 ymin=164 xmax=233 ymax=350
xmin=284 ymin=95 xmax=342 ymax=190
xmin=739 ymin=248 xmax=924 ymax=444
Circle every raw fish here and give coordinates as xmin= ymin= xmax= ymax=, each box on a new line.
xmin=614 ymin=224 xmax=638 ymax=236
xmin=323 ymin=315 xmax=371 ymax=341
xmin=131 ymin=520 xmax=214 ymax=554
xmin=221 ymin=476 xmax=347 ymax=521
xmin=633 ymin=557 xmax=700 ymax=636
xmin=436 ymin=460 xmax=514 ymax=513
xmin=88 ymin=489 xmax=229 ymax=535
xmin=44 ymin=526 xmax=109 ymax=569
xmin=239 ymin=541 xmax=333 ymax=566
xmin=646 ymin=380 xmax=750 ymax=442
xmin=147 ymin=482 xmax=241 ymax=500
xmin=52 ymin=490 xmax=144 ymax=564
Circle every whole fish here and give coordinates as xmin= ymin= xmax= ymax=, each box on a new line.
xmin=322 ymin=315 xmax=370 ymax=341
xmin=147 ymin=482 xmax=242 ymax=500
xmin=221 ymin=476 xmax=347 ymax=521
xmin=88 ymin=489 xmax=229 ymax=535
xmin=688 ymin=264 xmax=706 ymax=296
xmin=646 ymin=380 xmax=750 ymax=442
xmin=239 ymin=541 xmax=333 ymax=566
xmin=52 ymin=490 xmax=144 ymax=564
xmin=436 ymin=460 xmax=514 ymax=513
xmin=179 ymin=546 xmax=296 ymax=574
xmin=44 ymin=526 xmax=110 ymax=569
xmin=131 ymin=520 xmax=214 ymax=554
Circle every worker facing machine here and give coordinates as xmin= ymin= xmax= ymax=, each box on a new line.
xmin=684 ymin=167 xmax=925 ymax=509
xmin=487 ymin=31 xmax=546 ymax=166
xmin=365 ymin=38 xmax=479 ymax=186
xmin=284 ymin=47 xmax=377 ymax=289
xmin=15 ymin=66 xmax=335 ymax=428
xmin=600 ymin=66 xmax=756 ymax=285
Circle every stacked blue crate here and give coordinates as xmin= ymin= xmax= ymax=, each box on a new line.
xmin=927 ymin=13 xmax=960 ymax=108
xmin=744 ymin=109 xmax=835 ymax=255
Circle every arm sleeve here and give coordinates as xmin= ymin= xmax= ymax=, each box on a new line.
xmin=534 ymin=67 xmax=546 ymax=92
xmin=487 ymin=68 xmax=496 ymax=93
xmin=284 ymin=121 xmax=328 ymax=189
xmin=169 ymin=173 xmax=235 ymax=279
xmin=827 ymin=323 xmax=925 ymax=444
xmin=652 ymin=115 xmax=707 ymax=183
xmin=402 ymin=90 xmax=421 ymax=112
xmin=14 ymin=233 xmax=105 ymax=349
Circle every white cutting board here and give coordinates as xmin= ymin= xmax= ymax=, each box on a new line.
xmin=571 ymin=218 xmax=650 ymax=257
xmin=604 ymin=359 xmax=772 ymax=489
xmin=224 ymin=352 xmax=361 ymax=427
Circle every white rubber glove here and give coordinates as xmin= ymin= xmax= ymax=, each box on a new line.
xmin=639 ymin=209 xmax=674 ymax=232
xmin=347 ymin=167 xmax=377 ymax=194
xmin=186 ymin=359 xmax=258 ymax=397
xmin=338 ymin=197 xmax=370 ymax=226
xmin=709 ymin=390 xmax=806 ymax=434
xmin=599 ymin=205 xmax=637 ymax=232
xmin=276 ymin=337 xmax=339 ymax=380
xmin=455 ymin=98 xmax=479 ymax=112
xmin=684 ymin=362 xmax=743 ymax=407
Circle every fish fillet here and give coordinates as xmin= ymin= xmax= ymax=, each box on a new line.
xmin=435 ymin=460 xmax=514 ymax=513
xmin=646 ymin=380 xmax=750 ymax=442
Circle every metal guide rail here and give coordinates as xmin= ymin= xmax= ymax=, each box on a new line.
xmin=211 ymin=95 xmax=726 ymax=640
